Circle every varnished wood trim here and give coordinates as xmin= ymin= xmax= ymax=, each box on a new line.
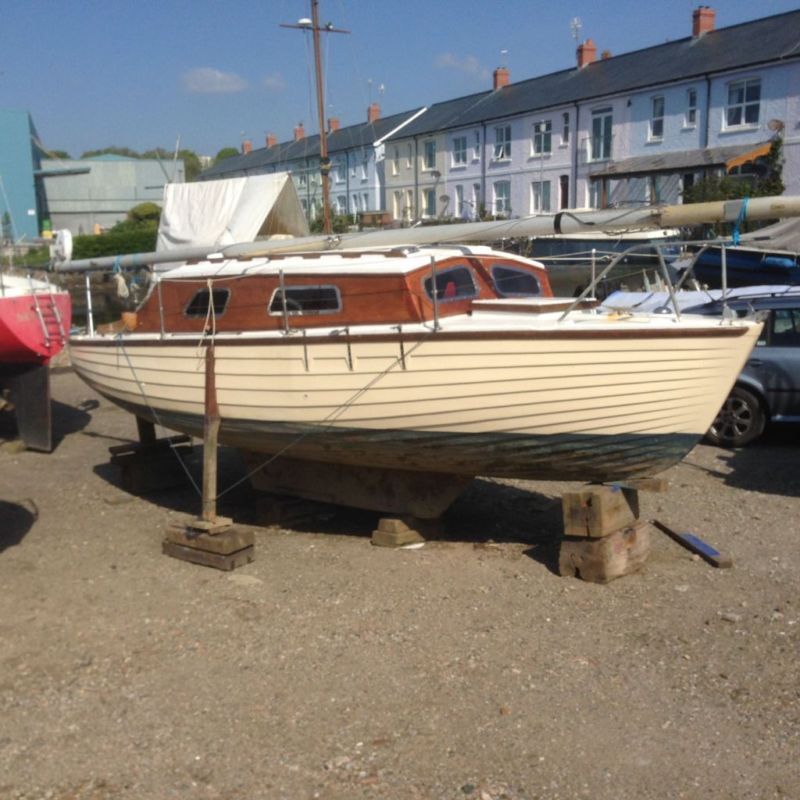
xmin=74 ymin=324 xmax=751 ymax=348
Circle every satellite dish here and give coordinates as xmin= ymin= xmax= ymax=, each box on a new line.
xmin=52 ymin=229 xmax=73 ymax=264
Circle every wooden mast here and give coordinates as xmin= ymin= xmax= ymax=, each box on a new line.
xmin=282 ymin=2 xmax=349 ymax=235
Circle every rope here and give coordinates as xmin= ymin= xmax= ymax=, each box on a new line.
xmin=731 ymin=196 xmax=749 ymax=246
xmin=216 ymin=329 xmax=437 ymax=499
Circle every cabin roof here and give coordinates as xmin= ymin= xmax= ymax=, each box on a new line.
xmin=160 ymin=245 xmax=537 ymax=280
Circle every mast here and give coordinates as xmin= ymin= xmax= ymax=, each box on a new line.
xmin=282 ymin=2 xmax=349 ymax=235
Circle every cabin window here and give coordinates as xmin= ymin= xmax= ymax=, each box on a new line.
xmin=769 ymin=309 xmax=800 ymax=346
xmin=184 ymin=288 xmax=230 ymax=318
xmin=491 ymin=264 xmax=542 ymax=297
xmin=423 ymin=265 xmax=478 ymax=303
xmin=268 ymin=285 xmax=342 ymax=315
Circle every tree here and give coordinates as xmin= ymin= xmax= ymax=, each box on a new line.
xmin=178 ymin=149 xmax=202 ymax=181
xmin=48 ymin=150 xmax=72 ymax=159
xmin=81 ymin=146 xmax=140 ymax=159
xmin=215 ymin=147 xmax=240 ymax=163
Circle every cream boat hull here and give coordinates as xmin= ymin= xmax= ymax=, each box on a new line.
xmin=68 ymin=311 xmax=762 ymax=482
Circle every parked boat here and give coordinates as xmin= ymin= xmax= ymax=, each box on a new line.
xmin=0 ymin=272 xmax=71 ymax=451
xmin=678 ymin=218 xmax=800 ymax=288
xmin=57 ymin=193 xmax=800 ymax=513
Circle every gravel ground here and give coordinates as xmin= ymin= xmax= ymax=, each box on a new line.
xmin=1 ymin=368 xmax=798 ymax=800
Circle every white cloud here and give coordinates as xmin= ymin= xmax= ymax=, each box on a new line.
xmin=435 ymin=52 xmax=487 ymax=79
xmin=182 ymin=67 xmax=248 ymax=94
xmin=262 ymin=73 xmax=286 ymax=92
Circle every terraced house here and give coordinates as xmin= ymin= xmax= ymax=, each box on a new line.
xmin=205 ymin=6 xmax=800 ymax=224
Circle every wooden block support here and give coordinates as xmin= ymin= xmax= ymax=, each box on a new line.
xmin=371 ymin=517 xmax=427 ymax=548
xmin=559 ymin=521 xmax=652 ymax=583
xmin=162 ymin=540 xmax=255 ymax=571
xmin=562 ymin=485 xmax=639 ymax=538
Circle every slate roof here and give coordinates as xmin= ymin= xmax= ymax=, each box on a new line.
xmin=200 ymin=108 xmax=423 ymax=180
xmin=386 ymin=8 xmax=800 ymax=138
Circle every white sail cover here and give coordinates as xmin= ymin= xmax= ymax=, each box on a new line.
xmin=155 ymin=173 xmax=309 ymax=267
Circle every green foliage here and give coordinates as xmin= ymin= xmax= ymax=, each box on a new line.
xmin=72 ymin=228 xmax=158 ymax=259
xmin=48 ymin=150 xmax=72 ymax=159
xmin=309 ymin=213 xmax=352 ymax=234
xmin=215 ymin=147 xmax=240 ymax=163
xmin=127 ymin=202 xmax=161 ymax=224
xmin=1 ymin=212 xmax=12 ymax=243
xmin=81 ymin=146 xmax=140 ymax=159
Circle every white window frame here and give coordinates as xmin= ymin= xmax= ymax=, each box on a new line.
xmin=452 ymin=135 xmax=467 ymax=166
xmin=590 ymin=108 xmax=613 ymax=162
xmin=391 ymin=146 xmax=400 ymax=176
xmin=685 ymin=88 xmax=698 ymax=128
xmin=406 ymin=144 xmax=413 ymax=168
xmin=561 ymin=112 xmax=570 ymax=145
xmin=473 ymin=131 xmax=481 ymax=161
xmin=423 ymin=188 xmax=437 ymax=218
xmin=493 ymin=125 xmax=511 ymax=161
xmin=531 ymin=180 xmax=551 ymax=214
xmin=725 ymin=78 xmax=761 ymax=129
xmin=493 ymin=180 xmax=511 ymax=216
xmin=532 ymin=120 xmax=552 ymax=156
xmin=454 ymin=184 xmax=464 ymax=217
xmin=423 ymin=140 xmax=437 ymax=171
xmin=335 ymin=160 xmax=346 ymax=183
xmin=649 ymin=96 xmax=665 ymax=141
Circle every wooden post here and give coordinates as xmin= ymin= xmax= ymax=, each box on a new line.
xmin=202 ymin=342 xmax=220 ymax=523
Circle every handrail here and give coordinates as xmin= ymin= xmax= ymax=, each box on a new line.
xmin=27 ymin=273 xmax=51 ymax=350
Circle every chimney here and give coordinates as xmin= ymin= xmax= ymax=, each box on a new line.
xmin=601 ymin=50 xmax=612 ymax=60
xmin=576 ymin=39 xmax=597 ymax=68
xmin=493 ymin=67 xmax=510 ymax=90
xmin=266 ymin=132 xmax=277 ymax=148
xmin=242 ymin=139 xmax=253 ymax=154
xmin=367 ymin=102 xmax=381 ymax=123
xmin=293 ymin=122 xmax=305 ymax=142
xmin=692 ymin=6 xmax=716 ymax=37
xmin=328 ymin=117 xmax=340 ymax=132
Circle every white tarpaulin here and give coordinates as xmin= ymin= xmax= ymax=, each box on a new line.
xmin=155 ymin=173 xmax=309 ymax=262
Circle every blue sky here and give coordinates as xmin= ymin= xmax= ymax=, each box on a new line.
xmin=2 ymin=0 xmax=798 ymax=159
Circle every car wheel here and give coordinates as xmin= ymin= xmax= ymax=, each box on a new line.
xmin=706 ymin=386 xmax=766 ymax=447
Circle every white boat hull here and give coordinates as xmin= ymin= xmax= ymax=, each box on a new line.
xmin=69 ymin=315 xmax=761 ymax=481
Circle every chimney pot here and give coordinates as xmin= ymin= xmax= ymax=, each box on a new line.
xmin=367 ymin=102 xmax=381 ymax=123
xmin=266 ymin=132 xmax=277 ymax=148
xmin=601 ymin=50 xmax=612 ymax=60
xmin=328 ymin=117 xmax=340 ymax=132
xmin=692 ymin=6 xmax=716 ymax=37
xmin=493 ymin=66 xmax=510 ymax=90
xmin=293 ymin=122 xmax=305 ymax=142
xmin=242 ymin=139 xmax=253 ymax=154
xmin=576 ymin=39 xmax=597 ymax=68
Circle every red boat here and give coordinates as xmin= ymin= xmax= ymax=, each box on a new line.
xmin=0 ymin=273 xmax=72 ymax=451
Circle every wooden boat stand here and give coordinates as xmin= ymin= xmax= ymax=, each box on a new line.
xmin=557 ymin=479 xmax=665 ymax=583
xmin=154 ymin=343 xmax=254 ymax=570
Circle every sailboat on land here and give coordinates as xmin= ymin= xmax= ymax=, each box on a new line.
xmin=57 ymin=195 xmax=800 ymax=510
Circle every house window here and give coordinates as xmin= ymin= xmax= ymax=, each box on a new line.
xmin=494 ymin=180 xmax=511 ymax=215
xmin=590 ymin=108 xmax=613 ymax=161
xmin=452 ymin=135 xmax=467 ymax=166
xmin=406 ymin=143 xmax=413 ymax=168
xmin=562 ymin=112 xmax=570 ymax=145
xmin=362 ymin=192 xmax=369 ymax=211
xmin=531 ymin=181 xmax=551 ymax=213
xmin=532 ymin=120 xmax=552 ymax=155
xmin=423 ymin=140 xmax=436 ymax=170
xmin=685 ymin=88 xmax=698 ymax=127
xmin=268 ymin=285 xmax=341 ymax=316
xmin=335 ymin=160 xmax=345 ymax=183
xmin=726 ymin=78 xmax=760 ymax=127
xmin=391 ymin=146 xmax=400 ymax=176
xmin=393 ymin=190 xmax=403 ymax=219
xmin=650 ymin=96 xmax=664 ymax=140
xmin=185 ymin=288 xmax=230 ymax=318
xmin=405 ymin=189 xmax=414 ymax=219
xmin=424 ymin=265 xmax=478 ymax=303
xmin=559 ymin=175 xmax=569 ymax=209
xmin=473 ymin=131 xmax=481 ymax=160
xmin=493 ymin=125 xmax=511 ymax=160
xmin=423 ymin=188 xmax=436 ymax=217
xmin=454 ymin=185 xmax=464 ymax=217
xmin=472 ymin=183 xmax=481 ymax=215
xmin=297 ymin=171 xmax=307 ymax=188
xmin=336 ymin=195 xmax=347 ymax=214
xmin=360 ymin=151 xmax=368 ymax=180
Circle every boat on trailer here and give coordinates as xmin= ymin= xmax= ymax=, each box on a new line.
xmin=65 ymin=239 xmax=764 ymax=511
